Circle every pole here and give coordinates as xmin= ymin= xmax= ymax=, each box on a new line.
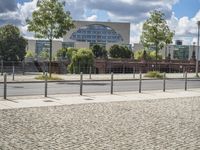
xmin=1 ymin=60 xmax=3 ymax=76
xmin=49 ymin=39 xmax=52 ymax=77
xmin=80 ymin=72 xmax=83 ymax=95
xmin=89 ymin=66 xmax=92 ymax=79
xmin=22 ymin=60 xmax=25 ymax=75
xmin=133 ymin=67 xmax=135 ymax=79
xmin=139 ymin=71 xmax=142 ymax=93
xmin=111 ymin=72 xmax=114 ymax=94
xmin=163 ymin=72 xmax=166 ymax=92
xmin=45 ymin=72 xmax=48 ymax=97
xmin=185 ymin=71 xmax=187 ymax=91
xmin=12 ymin=62 xmax=15 ymax=81
xmin=4 ymin=73 xmax=7 ymax=99
xmin=196 ymin=21 xmax=200 ymax=77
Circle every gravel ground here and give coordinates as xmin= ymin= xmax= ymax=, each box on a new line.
xmin=0 ymin=97 xmax=200 ymax=150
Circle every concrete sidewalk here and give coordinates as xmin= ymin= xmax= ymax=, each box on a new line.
xmin=0 ymin=88 xmax=200 ymax=110
xmin=0 ymin=73 xmax=199 ymax=83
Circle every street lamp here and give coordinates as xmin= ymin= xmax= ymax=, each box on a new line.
xmin=196 ymin=21 xmax=200 ymax=77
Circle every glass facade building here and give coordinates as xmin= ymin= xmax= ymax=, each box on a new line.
xmin=36 ymin=40 xmax=50 ymax=55
xmin=70 ymin=24 xmax=123 ymax=44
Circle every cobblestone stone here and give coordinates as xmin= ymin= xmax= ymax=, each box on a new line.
xmin=0 ymin=97 xmax=200 ymax=149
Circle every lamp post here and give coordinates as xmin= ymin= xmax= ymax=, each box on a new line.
xmin=196 ymin=21 xmax=200 ymax=77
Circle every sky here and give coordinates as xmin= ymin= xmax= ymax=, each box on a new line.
xmin=1 ymin=0 xmax=200 ymax=45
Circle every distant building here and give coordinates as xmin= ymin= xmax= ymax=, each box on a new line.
xmin=27 ymin=20 xmax=131 ymax=58
xmin=63 ymin=20 xmax=131 ymax=49
xmin=132 ymin=42 xmax=200 ymax=61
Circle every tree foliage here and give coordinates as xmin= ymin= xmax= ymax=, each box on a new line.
xmin=25 ymin=50 xmax=35 ymax=58
xmin=0 ymin=25 xmax=27 ymax=61
xmin=68 ymin=48 xmax=94 ymax=73
xmin=109 ymin=45 xmax=132 ymax=58
xmin=92 ymin=44 xmax=107 ymax=58
xmin=56 ymin=47 xmax=78 ymax=61
xmin=140 ymin=10 xmax=174 ymax=62
xmin=27 ymin=0 xmax=74 ymax=40
xmin=27 ymin=0 xmax=74 ymax=76
xmin=134 ymin=50 xmax=162 ymax=61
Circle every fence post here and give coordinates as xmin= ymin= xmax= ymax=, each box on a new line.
xmin=139 ymin=71 xmax=142 ymax=93
xmin=4 ymin=73 xmax=7 ymax=99
xmin=133 ymin=67 xmax=135 ymax=79
xmin=111 ymin=72 xmax=114 ymax=94
xmin=1 ymin=60 xmax=3 ymax=76
xmin=89 ymin=66 xmax=92 ymax=79
xmin=22 ymin=60 xmax=25 ymax=75
xmin=80 ymin=72 xmax=83 ymax=95
xmin=163 ymin=72 xmax=166 ymax=92
xmin=12 ymin=62 xmax=15 ymax=81
xmin=44 ymin=72 xmax=48 ymax=97
xmin=185 ymin=71 xmax=187 ymax=91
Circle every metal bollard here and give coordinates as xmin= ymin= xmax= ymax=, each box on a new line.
xmin=22 ymin=60 xmax=25 ymax=75
xmin=139 ymin=72 xmax=142 ymax=93
xmin=111 ymin=72 xmax=114 ymax=94
xmin=80 ymin=72 xmax=83 ymax=95
xmin=12 ymin=64 xmax=15 ymax=81
xmin=163 ymin=72 xmax=166 ymax=92
xmin=4 ymin=73 xmax=7 ymax=99
xmin=89 ymin=66 xmax=92 ymax=79
xmin=133 ymin=67 xmax=135 ymax=79
xmin=1 ymin=60 xmax=3 ymax=76
xmin=44 ymin=72 xmax=48 ymax=97
xmin=185 ymin=71 xmax=187 ymax=91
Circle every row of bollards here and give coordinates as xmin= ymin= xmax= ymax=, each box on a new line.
xmin=2 ymin=72 xmax=188 ymax=99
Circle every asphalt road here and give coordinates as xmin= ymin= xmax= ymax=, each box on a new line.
xmin=0 ymin=79 xmax=200 ymax=97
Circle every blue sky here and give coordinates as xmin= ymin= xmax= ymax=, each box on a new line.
xmin=172 ymin=0 xmax=200 ymax=18
xmin=1 ymin=0 xmax=200 ymax=44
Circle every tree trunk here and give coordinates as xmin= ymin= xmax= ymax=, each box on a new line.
xmin=49 ymin=39 xmax=52 ymax=77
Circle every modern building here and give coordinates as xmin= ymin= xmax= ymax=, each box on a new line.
xmin=63 ymin=20 xmax=131 ymax=49
xmin=133 ymin=41 xmax=200 ymax=61
xmin=27 ymin=20 xmax=131 ymax=58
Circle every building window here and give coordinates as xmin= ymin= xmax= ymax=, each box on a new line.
xmin=70 ymin=24 xmax=123 ymax=44
xmin=36 ymin=40 xmax=50 ymax=56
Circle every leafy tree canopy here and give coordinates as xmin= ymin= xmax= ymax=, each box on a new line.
xmin=68 ymin=48 xmax=94 ymax=73
xmin=109 ymin=45 xmax=132 ymax=59
xmin=0 ymin=24 xmax=27 ymax=61
xmin=92 ymin=44 xmax=107 ymax=58
xmin=27 ymin=0 xmax=74 ymax=40
xmin=140 ymin=10 xmax=174 ymax=61
xmin=134 ymin=50 xmax=162 ymax=61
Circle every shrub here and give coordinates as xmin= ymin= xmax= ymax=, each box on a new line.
xmin=144 ymin=71 xmax=163 ymax=78
xmin=35 ymin=75 xmax=62 ymax=80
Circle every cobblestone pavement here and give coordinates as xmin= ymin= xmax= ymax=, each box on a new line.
xmin=0 ymin=97 xmax=200 ymax=150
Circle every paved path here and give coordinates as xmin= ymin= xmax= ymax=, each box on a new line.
xmin=0 ymin=89 xmax=200 ymax=109
xmin=0 ymin=90 xmax=200 ymax=149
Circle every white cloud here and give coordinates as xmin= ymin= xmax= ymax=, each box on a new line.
xmin=0 ymin=0 xmax=199 ymax=45
xmin=85 ymin=15 xmax=98 ymax=21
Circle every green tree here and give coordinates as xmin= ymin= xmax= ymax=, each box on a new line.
xmin=140 ymin=10 xmax=174 ymax=66
xmin=39 ymin=50 xmax=49 ymax=60
xmin=92 ymin=44 xmax=107 ymax=58
xmin=66 ymin=47 xmax=78 ymax=61
xmin=0 ymin=24 xmax=27 ymax=61
xmin=109 ymin=45 xmax=132 ymax=58
xmin=56 ymin=48 xmax=67 ymax=59
xmin=134 ymin=50 xmax=162 ymax=61
xmin=25 ymin=50 xmax=35 ymax=58
xmin=68 ymin=48 xmax=94 ymax=74
xmin=27 ymin=0 xmax=74 ymax=76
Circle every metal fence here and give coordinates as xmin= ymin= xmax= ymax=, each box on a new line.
xmin=0 ymin=60 xmax=198 ymax=75
xmin=1 ymin=71 xmax=199 ymax=99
